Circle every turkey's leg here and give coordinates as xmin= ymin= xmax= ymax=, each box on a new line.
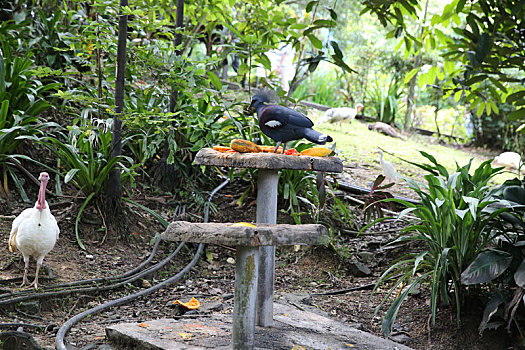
xmin=20 ymin=258 xmax=30 ymax=287
xmin=29 ymin=263 xmax=41 ymax=289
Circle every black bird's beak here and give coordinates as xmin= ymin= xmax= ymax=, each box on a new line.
xmin=244 ymin=101 xmax=256 ymax=115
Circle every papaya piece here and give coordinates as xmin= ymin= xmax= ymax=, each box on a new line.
xmin=284 ymin=148 xmax=299 ymax=156
xmin=213 ymin=145 xmax=235 ymax=153
xmin=260 ymin=145 xmax=283 ymax=153
xmin=230 ymin=139 xmax=262 ymax=153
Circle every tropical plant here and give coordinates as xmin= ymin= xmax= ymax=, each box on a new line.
xmin=41 ymin=125 xmax=136 ymax=249
xmin=362 ymin=152 xmax=510 ymax=336
xmin=363 ymin=0 xmax=525 ymax=126
xmin=0 ymin=52 xmax=59 ymax=199
xmin=363 ymin=174 xmax=395 ymax=221
xmin=368 ymin=74 xmax=404 ymax=124
xmin=459 ymin=177 xmax=525 ymax=337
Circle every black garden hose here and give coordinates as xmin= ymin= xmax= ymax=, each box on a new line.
xmin=55 ymin=178 xmax=229 ymax=350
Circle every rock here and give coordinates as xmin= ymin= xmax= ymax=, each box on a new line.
xmin=18 ymin=300 xmax=40 ymax=315
xmin=97 ymin=345 xmax=115 ymax=350
xmin=208 ymin=287 xmax=223 ymax=295
xmin=141 ymin=279 xmax=152 ymax=288
xmin=226 ymin=257 xmax=235 ymax=264
xmin=407 ymin=282 xmax=421 ymax=296
xmin=79 ymin=344 xmax=97 ymax=350
xmin=389 ymin=333 xmax=414 ymax=344
xmin=348 ymin=261 xmax=371 ymax=277
xmin=358 ymin=251 xmax=374 ymax=263
xmin=200 ymin=301 xmax=223 ymax=313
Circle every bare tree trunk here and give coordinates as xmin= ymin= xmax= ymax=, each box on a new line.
xmin=105 ymin=0 xmax=128 ymax=234
xmin=404 ymin=0 xmax=429 ymax=130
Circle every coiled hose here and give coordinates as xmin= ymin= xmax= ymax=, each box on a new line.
xmin=54 ymin=178 xmax=229 ymax=350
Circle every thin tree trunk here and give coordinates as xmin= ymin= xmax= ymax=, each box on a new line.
xmin=404 ymin=0 xmax=429 ymax=130
xmin=105 ymin=0 xmax=128 ymax=233
xmin=157 ymin=0 xmax=184 ymax=190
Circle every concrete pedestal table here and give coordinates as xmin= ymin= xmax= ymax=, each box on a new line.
xmin=191 ymin=148 xmax=343 ymax=349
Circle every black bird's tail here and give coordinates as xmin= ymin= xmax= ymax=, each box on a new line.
xmin=302 ymin=128 xmax=333 ymax=145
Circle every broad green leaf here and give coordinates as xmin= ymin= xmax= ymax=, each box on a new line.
xmin=404 ymin=67 xmax=420 ymax=84
xmin=206 ymin=71 xmax=222 ymax=90
xmin=514 ymin=260 xmax=525 ymax=287
xmin=475 ymin=33 xmax=490 ymax=65
xmin=476 ymin=102 xmax=485 ymax=117
xmin=502 ymin=186 xmax=525 ymax=205
xmin=65 ymin=168 xmax=80 ymax=183
xmin=312 ymin=19 xmax=336 ymax=27
xmin=506 ymin=90 xmax=525 ymax=104
xmin=454 ymin=90 xmax=462 ymax=103
xmin=461 ymin=250 xmax=512 ymax=285
xmin=456 ymin=0 xmax=467 ymax=13
xmin=306 ymin=0 xmax=318 ymax=12
xmin=308 ymin=34 xmax=323 ymax=50
xmin=478 ymin=295 xmax=504 ymax=335
xmin=330 ymin=41 xmax=343 ymax=59
xmin=508 ymin=108 xmax=525 ymax=121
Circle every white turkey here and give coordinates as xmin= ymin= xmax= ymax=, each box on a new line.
xmin=318 ymin=103 xmax=364 ymax=128
xmin=9 ymin=172 xmax=59 ymax=289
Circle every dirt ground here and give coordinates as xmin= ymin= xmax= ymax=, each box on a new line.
xmin=0 ymin=141 xmax=522 ymax=350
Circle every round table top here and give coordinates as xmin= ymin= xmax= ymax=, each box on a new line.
xmin=194 ymin=148 xmax=343 ymax=173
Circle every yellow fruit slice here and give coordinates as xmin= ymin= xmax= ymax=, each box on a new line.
xmin=299 ymin=147 xmax=333 ymax=157
xmin=232 ymin=222 xmax=256 ymax=228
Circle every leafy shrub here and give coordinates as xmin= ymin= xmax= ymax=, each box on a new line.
xmin=42 ymin=125 xmax=136 ymax=249
xmin=363 ymin=152 xmax=510 ymax=336
xmin=460 ymin=177 xmax=525 ymax=336
xmin=0 ymin=53 xmax=59 ymax=198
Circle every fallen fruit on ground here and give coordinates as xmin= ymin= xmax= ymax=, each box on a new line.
xmin=173 ymin=297 xmax=201 ymax=309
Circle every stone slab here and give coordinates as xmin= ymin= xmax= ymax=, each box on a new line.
xmin=194 ymin=148 xmax=343 ymax=173
xmin=161 ymin=222 xmax=329 ymax=247
xmin=106 ymin=302 xmax=412 ymax=350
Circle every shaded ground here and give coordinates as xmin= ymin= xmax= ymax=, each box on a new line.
xmin=0 ymin=130 xmax=522 ymax=350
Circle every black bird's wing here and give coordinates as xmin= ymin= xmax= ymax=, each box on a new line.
xmin=260 ymin=104 xmax=314 ymax=128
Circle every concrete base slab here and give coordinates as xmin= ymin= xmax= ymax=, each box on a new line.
xmin=106 ymin=302 xmax=412 ymax=350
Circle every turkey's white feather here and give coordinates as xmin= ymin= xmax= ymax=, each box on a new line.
xmin=9 ymin=200 xmax=59 ymax=264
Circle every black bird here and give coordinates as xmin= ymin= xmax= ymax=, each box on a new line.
xmin=249 ymin=92 xmax=333 ymax=153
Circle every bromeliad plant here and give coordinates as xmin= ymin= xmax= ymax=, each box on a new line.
xmin=42 ymin=125 xmax=136 ymax=249
xmin=363 ymin=152 xmax=510 ymax=336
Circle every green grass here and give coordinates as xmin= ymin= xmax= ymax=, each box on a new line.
xmin=307 ymin=109 xmax=517 ymax=185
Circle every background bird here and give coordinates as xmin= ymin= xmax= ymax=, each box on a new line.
xmin=492 ymin=151 xmax=522 ymax=173
xmin=249 ymin=92 xmax=333 ymax=153
xmin=317 ymin=103 xmax=364 ymax=129
xmin=368 ymin=122 xmax=405 ymax=140
xmin=9 ymin=172 xmax=59 ymax=289
xmin=376 ymin=150 xmax=401 ymax=183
